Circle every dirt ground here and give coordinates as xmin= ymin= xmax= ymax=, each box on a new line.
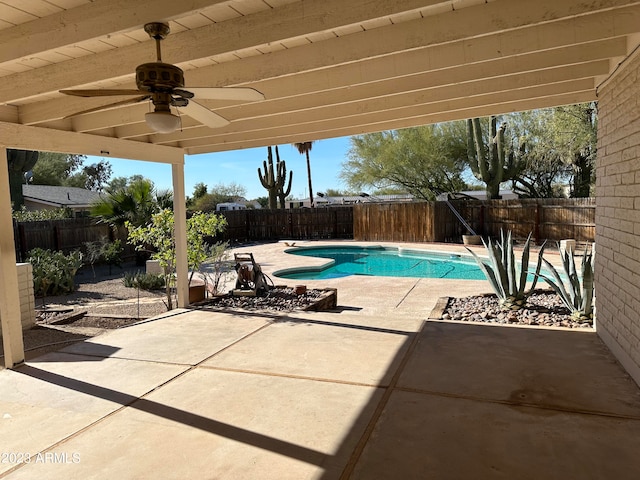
xmin=2 ymin=263 xmax=169 ymax=364
xmin=2 ymin=262 xmax=324 ymax=364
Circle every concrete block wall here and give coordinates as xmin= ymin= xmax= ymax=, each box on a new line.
xmin=595 ymin=49 xmax=640 ymax=386
xmin=17 ymin=263 xmax=35 ymax=332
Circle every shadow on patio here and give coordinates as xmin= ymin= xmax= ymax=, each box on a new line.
xmin=2 ymin=304 xmax=640 ymax=479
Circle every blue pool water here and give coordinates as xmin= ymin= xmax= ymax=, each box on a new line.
xmin=274 ymin=246 xmax=490 ymax=280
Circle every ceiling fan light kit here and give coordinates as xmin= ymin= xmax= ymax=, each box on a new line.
xmin=145 ymin=110 xmax=181 ymax=133
xmin=60 ymin=22 xmax=265 ymax=133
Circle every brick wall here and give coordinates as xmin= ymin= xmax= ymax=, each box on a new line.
xmin=596 ymin=50 xmax=640 ymax=386
xmin=3 ymin=263 xmax=36 ymax=334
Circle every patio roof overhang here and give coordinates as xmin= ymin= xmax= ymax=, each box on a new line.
xmin=2 ymin=0 xmax=640 ymax=368
xmin=0 ymin=0 xmax=639 ymax=156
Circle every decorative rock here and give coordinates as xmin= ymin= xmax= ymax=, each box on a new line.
xmin=443 ymin=291 xmax=593 ymax=329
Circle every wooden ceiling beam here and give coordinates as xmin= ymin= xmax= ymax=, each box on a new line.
xmin=145 ymin=64 xmax=604 ymax=145
xmin=0 ymin=121 xmax=183 ymax=163
xmin=178 ymin=79 xmax=595 ymax=149
xmin=0 ymin=0 xmax=445 ymax=103
xmin=184 ymin=91 xmax=595 ymax=154
xmin=18 ymin=26 xmax=629 ymax=127
xmin=71 ymin=57 xmax=607 ymax=137
xmin=0 ymin=0 xmax=229 ymax=65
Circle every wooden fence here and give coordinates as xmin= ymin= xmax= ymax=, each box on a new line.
xmin=443 ymin=198 xmax=596 ymax=243
xmin=353 ymin=202 xmax=449 ymax=242
xmin=12 ymin=199 xmax=594 ymax=260
xmin=13 ymin=218 xmax=130 ymax=262
xmin=353 ymin=198 xmax=596 ymax=244
xmin=218 ymin=207 xmax=353 ymax=241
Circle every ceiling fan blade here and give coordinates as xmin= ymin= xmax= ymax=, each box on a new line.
xmin=183 ymin=87 xmax=265 ymax=102
xmin=60 ymin=89 xmax=145 ymax=97
xmin=181 ymin=100 xmax=230 ymax=128
xmin=63 ymin=96 xmax=150 ymax=118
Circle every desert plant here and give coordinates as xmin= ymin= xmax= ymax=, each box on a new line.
xmin=27 ymin=248 xmax=83 ymax=297
xmin=466 ymin=230 xmax=545 ymax=310
xmin=258 ymin=146 xmax=293 ymax=209
xmin=201 ymin=241 xmax=233 ymax=295
xmin=7 ymin=149 xmax=39 ymax=209
xmin=466 ymin=116 xmax=522 ymax=199
xmin=84 ymin=237 xmax=123 ymax=276
xmin=126 ymin=209 xmax=227 ymax=309
xmin=539 ymin=243 xmax=595 ymax=323
xmin=123 ymin=271 xmax=166 ymax=290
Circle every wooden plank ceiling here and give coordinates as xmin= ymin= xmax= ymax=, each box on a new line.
xmin=0 ymin=0 xmax=639 ymax=157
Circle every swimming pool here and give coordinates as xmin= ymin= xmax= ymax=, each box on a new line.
xmin=274 ymin=245 xmax=490 ymax=280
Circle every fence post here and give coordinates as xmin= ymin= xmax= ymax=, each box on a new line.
xmin=534 ymin=204 xmax=541 ymax=244
xmin=53 ymin=223 xmax=60 ymax=251
xmin=13 ymin=218 xmax=21 ymax=262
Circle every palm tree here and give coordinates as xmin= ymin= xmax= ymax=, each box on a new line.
xmin=293 ymin=141 xmax=314 ymax=207
xmin=91 ymin=177 xmax=159 ymax=228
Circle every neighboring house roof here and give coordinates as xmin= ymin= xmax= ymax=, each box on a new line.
xmin=22 ymin=185 xmax=102 ymax=209
xmin=314 ymin=194 xmax=415 ymax=205
xmin=436 ymin=190 xmax=518 ymax=201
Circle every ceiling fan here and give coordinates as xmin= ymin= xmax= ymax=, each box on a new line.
xmin=60 ymin=22 xmax=265 ymax=133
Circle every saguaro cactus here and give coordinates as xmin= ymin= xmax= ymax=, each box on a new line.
xmin=466 ymin=116 xmax=520 ymax=199
xmin=7 ymin=149 xmax=39 ymax=209
xmin=275 ymin=147 xmax=293 ymax=209
xmin=258 ymin=146 xmax=279 ymax=209
xmin=258 ymin=146 xmax=292 ymax=209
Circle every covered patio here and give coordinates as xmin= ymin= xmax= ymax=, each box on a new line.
xmin=2 ymin=1 xmax=640 ymax=477
xmin=2 ymin=241 xmax=640 ymax=479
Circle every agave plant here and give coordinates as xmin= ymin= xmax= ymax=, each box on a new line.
xmin=466 ymin=230 xmax=546 ymax=310
xmin=539 ymin=243 xmax=595 ymax=323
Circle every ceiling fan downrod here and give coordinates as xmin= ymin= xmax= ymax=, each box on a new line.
xmin=144 ymin=22 xmax=171 ymax=62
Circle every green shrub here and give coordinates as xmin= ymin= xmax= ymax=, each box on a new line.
xmin=122 ymin=271 xmax=166 ymax=291
xmin=13 ymin=206 xmax=73 ymax=221
xmin=27 ymin=248 xmax=83 ymax=297
xmin=84 ymin=237 xmax=123 ymax=276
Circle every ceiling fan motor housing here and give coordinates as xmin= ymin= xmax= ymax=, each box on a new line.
xmin=136 ymin=62 xmax=185 ymax=92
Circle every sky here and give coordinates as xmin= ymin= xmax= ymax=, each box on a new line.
xmin=89 ymin=136 xmax=352 ymax=201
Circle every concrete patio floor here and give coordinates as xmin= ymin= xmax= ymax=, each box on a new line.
xmin=2 ymin=241 xmax=640 ymax=479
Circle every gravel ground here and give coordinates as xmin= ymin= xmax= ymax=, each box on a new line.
xmin=198 ymin=287 xmax=328 ymax=312
xmin=2 ymin=264 xmax=328 ymax=364
xmin=2 ymin=264 xmax=169 ymax=364
xmin=38 ymin=264 xmax=167 ymax=317
xmin=442 ymin=291 xmax=594 ymax=329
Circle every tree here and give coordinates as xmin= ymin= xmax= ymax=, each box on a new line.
xmin=506 ymin=110 xmax=571 ymax=198
xmin=31 ymin=152 xmax=84 ymax=186
xmin=466 ymin=116 xmax=523 ymax=199
xmin=324 ymin=188 xmax=353 ymax=196
xmin=72 ymin=161 xmax=113 ymax=191
xmin=341 ymin=125 xmax=468 ymax=200
xmin=548 ymin=103 xmax=597 ymax=197
xmin=495 ymin=104 xmax=597 ymax=198
xmin=91 ymin=177 xmax=161 ymax=228
xmin=192 ymin=182 xmax=208 ymax=200
xmin=190 ymin=182 xmax=247 ymax=212
xmin=254 ymin=196 xmax=269 ymax=208
xmin=186 ymin=182 xmax=208 ymax=208
xmin=127 ymin=210 xmax=227 ymax=310
xmin=293 ymin=141 xmax=314 ymax=207
xmin=7 ymin=149 xmax=39 ymax=210
xmin=30 ymin=152 xmax=112 ymax=191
